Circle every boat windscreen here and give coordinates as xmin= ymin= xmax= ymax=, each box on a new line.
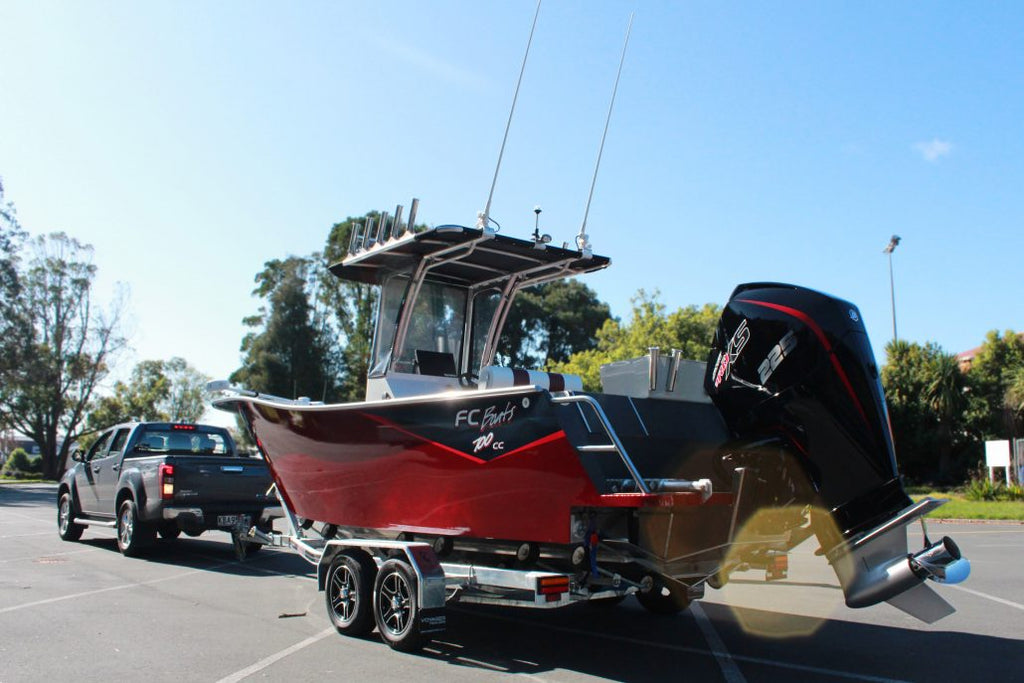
xmin=372 ymin=277 xmax=468 ymax=375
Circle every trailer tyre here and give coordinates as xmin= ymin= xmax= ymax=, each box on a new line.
xmin=117 ymin=499 xmax=154 ymax=557
xmin=636 ymin=579 xmax=691 ymax=616
xmin=325 ymin=551 xmax=376 ymax=638
xmin=57 ymin=492 xmax=84 ymax=541
xmin=373 ymin=559 xmax=425 ymax=652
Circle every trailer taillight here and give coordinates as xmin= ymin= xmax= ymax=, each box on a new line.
xmin=537 ymin=575 xmax=570 ymax=597
xmin=159 ymin=463 xmax=175 ymax=500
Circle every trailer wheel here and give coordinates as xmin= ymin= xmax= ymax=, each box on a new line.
xmin=117 ymin=499 xmax=154 ymax=557
xmin=57 ymin=492 xmax=84 ymax=541
xmin=373 ymin=559 xmax=425 ymax=652
xmin=325 ymin=551 xmax=376 ymax=637
xmin=636 ymin=579 xmax=691 ymax=615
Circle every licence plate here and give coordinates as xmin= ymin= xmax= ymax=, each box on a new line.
xmin=217 ymin=515 xmax=239 ymax=527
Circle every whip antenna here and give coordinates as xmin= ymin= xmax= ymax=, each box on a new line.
xmin=479 ymin=0 xmax=542 ymax=231
xmin=577 ymin=12 xmax=634 ymax=255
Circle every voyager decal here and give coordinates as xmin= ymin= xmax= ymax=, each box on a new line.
xmin=758 ymin=330 xmax=798 ymax=384
xmin=713 ymin=319 xmax=751 ymax=388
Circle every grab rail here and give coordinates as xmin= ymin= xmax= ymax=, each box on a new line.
xmin=550 ymin=394 xmax=650 ymax=494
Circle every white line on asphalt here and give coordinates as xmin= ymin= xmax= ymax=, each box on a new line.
xmin=1 ymin=510 xmax=53 ymax=524
xmin=691 ymin=601 xmax=747 ymax=683
xmin=947 ymin=584 xmax=1024 ymax=611
xmin=0 ymin=547 xmax=98 ymax=564
xmin=0 ymin=557 xmax=252 ymax=615
xmin=0 ymin=531 xmax=53 ymax=539
xmin=460 ymin=609 xmax=909 ymax=683
xmin=215 ymin=627 xmax=336 ymax=683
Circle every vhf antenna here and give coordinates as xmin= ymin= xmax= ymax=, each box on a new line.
xmin=479 ymin=0 xmax=543 ymax=232
xmin=577 ymin=12 xmax=634 ymax=258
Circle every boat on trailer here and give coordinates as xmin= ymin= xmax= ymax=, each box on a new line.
xmin=211 ymin=203 xmax=969 ymax=651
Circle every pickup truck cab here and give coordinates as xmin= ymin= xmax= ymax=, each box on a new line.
xmin=57 ymin=422 xmax=279 ymax=556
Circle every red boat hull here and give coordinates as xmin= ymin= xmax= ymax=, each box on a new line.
xmin=234 ymin=389 xmax=610 ymax=544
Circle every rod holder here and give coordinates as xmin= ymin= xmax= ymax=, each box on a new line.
xmin=666 ymin=348 xmax=682 ymax=392
xmin=648 ymin=347 xmax=660 ymax=392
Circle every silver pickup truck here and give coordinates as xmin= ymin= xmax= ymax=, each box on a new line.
xmin=57 ymin=422 xmax=279 ymax=557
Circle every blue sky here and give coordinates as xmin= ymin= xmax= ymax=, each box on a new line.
xmin=2 ymin=1 xmax=1021 ymax=395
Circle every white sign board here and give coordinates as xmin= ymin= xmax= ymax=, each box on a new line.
xmin=985 ymin=440 xmax=1011 ymax=467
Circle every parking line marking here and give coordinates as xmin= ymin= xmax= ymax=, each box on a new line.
xmin=692 ymin=600 xmax=747 ymax=683
xmin=0 ymin=531 xmax=54 ymax=539
xmin=0 ymin=556 xmax=258 ymax=615
xmin=461 ymin=608 xmax=909 ymax=683
xmin=947 ymin=585 xmax=1024 ymax=611
xmin=215 ymin=627 xmax=335 ymax=683
xmin=0 ymin=510 xmax=53 ymax=524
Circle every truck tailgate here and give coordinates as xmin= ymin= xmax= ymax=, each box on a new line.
xmin=166 ymin=456 xmax=272 ymax=505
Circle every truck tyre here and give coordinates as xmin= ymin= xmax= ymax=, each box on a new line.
xmin=57 ymin=492 xmax=84 ymax=542
xmin=373 ymin=559 xmax=426 ymax=652
xmin=636 ymin=579 xmax=691 ymax=616
xmin=117 ymin=499 xmax=154 ymax=557
xmin=325 ymin=551 xmax=377 ymax=638
xmin=158 ymin=523 xmax=181 ymax=540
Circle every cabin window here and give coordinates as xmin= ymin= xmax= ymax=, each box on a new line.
xmin=403 ymin=281 xmax=467 ymax=373
xmin=369 ymin=276 xmax=468 ymax=376
xmin=469 ymin=289 xmax=501 ymax=373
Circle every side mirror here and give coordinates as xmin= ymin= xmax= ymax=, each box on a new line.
xmin=71 ymin=449 xmax=85 ymax=463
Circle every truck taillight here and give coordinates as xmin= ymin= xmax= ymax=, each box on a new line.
xmin=159 ymin=463 xmax=175 ymax=500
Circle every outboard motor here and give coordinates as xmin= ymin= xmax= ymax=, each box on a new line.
xmin=705 ymin=282 xmax=969 ymax=622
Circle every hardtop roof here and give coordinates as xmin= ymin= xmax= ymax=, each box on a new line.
xmin=328 ymin=224 xmax=610 ymax=287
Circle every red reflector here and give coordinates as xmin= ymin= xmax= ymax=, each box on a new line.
xmin=537 ymin=576 xmax=570 ymax=595
xmin=545 ymin=593 xmax=560 ymax=603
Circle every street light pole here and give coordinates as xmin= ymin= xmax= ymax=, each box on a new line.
xmin=883 ymin=235 xmax=901 ymax=342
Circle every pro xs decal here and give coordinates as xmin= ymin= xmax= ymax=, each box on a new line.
xmin=712 ymin=318 xmax=751 ymax=388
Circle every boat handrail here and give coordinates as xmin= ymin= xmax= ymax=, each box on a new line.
xmin=549 ymin=393 xmax=650 ymax=494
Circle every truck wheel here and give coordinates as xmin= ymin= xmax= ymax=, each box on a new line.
xmin=117 ymin=499 xmax=154 ymax=557
xmin=325 ymin=551 xmax=377 ymax=638
xmin=57 ymin=492 xmax=84 ymax=542
xmin=373 ymin=559 xmax=425 ymax=652
xmin=158 ymin=524 xmax=181 ymax=540
xmin=636 ymin=579 xmax=691 ymax=616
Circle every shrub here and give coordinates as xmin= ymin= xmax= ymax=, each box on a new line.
xmin=1 ymin=448 xmax=42 ymax=479
xmin=962 ymin=476 xmax=1024 ymax=502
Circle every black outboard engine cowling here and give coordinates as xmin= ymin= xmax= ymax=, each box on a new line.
xmin=704 ymin=283 xmax=911 ymax=541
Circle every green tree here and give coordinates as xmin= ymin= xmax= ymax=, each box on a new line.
xmin=499 ymin=280 xmax=611 ymax=368
xmin=0 ymin=179 xmax=28 ymax=428
xmin=232 ymin=256 xmax=337 ymax=401
xmin=0 ymin=233 xmax=127 ymax=478
xmin=966 ymin=330 xmax=1024 ymax=439
xmin=881 ymin=340 xmax=976 ymax=482
xmin=321 ymin=215 xmax=380 ymax=401
xmin=550 ymin=290 xmax=721 ymax=391
xmin=87 ymin=357 xmax=209 ymax=429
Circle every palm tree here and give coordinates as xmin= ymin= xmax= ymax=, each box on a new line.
xmin=925 ymin=353 xmax=967 ymax=480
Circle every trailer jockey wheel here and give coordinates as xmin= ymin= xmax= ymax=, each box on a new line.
xmin=373 ymin=559 xmax=426 ymax=652
xmin=636 ymin=576 xmax=692 ymax=616
xmin=325 ymin=550 xmax=377 ymax=638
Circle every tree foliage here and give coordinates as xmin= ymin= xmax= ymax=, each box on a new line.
xmin=550 ymin=290 xmax=721 ymax=391
xmin=499 ymin=280 xmax=611 ymax=368
xmin=231 ymin=256 xmax=338 ymax=401
xmin=881 ymin=340 xmax=979 ymax=483
xmin=965 ymin=330 xmax=1024 ymax=438
xmin=87 ymin=357 xmax=209 ymax=429
xmin=0 ymin=233 xmax=126 ymax=478
xmin=0 ymin=179 xmax=28 ymax=426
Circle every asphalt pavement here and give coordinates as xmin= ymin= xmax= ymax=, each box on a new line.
xmin=1 ymin=483 xmax=1021 ymax=682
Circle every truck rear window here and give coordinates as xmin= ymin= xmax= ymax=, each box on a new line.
xmin=133 ymin=429 xmax=233 ymax=456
